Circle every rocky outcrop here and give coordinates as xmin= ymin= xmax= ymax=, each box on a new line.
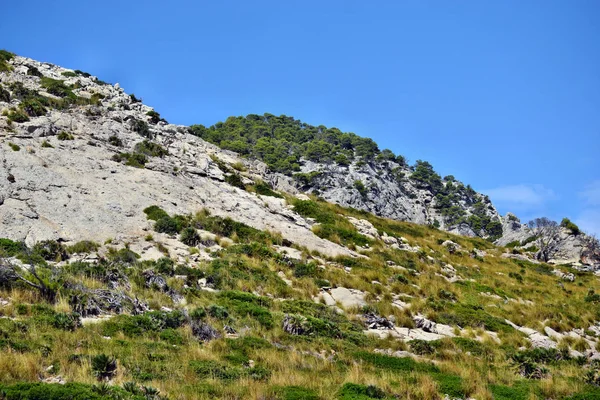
xmin=0 ymin=56 xmax=351 ymax=257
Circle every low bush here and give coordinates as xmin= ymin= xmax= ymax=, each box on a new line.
xmin=254 ymin=181 xmax=282 ymax=198
xmin=273 ymin=386 xmax=320 ymax=400
xmin=143 ymin=205 xmax=169 ymax=221
xmin=180 ymin=227 xmax=200 ymax=246
xmin=353 ymin=351 xmax=439 ymax=373
xmin=7 ymin=109 xmax=29 ymax=123
xmin=67 ymin=240 xmax=99 ymax=254
xmin=338 ymin=383 xmax=385 ymax=399
xmin=225 ymin=173 xmax=246 ymax=189
xmin=134 ymin=140 xmax=167 ymax=157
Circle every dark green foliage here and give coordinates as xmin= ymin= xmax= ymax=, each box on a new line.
xmin=159 ymin=328 xmax=184 ymax=345
xmin=409 ymin=339 xmax=436 ymax=355
xmin=293 ymin=171 xmax=322 ymax=187
xmin=134 ymin=140 xmax=167 ymax=157
xmin=40 ymin=77 xmax=75 ymax=98
xmin=411 ymin=160 xmax=443 ymax=193
xmin=0 ymin=86 xmax=10 ymax=103
xmin=452 ymin=337 xmax=487 ymax=357
xmin=189 ymin=360 xmax=242 ymax=381
xmin=194 ymin=212 xmax=273 ymax=244
xmin=433 ymin=373 xmax=466 ymax=398
xmin=207 ymin=305 xmax=229 ymax=319
xmin=436 ymin=303 xmax=513 ymax=333
xmin=67 ymin=240 xmax=99 ymax=254
xmin=253 ymin=181 xmax=283 ymax=198
xmin=131 ymin=118 xmax=151 ymax=138
xmin=129 ymin=94 xmax=141 ymax=103
xmin=155 ymin=257 xmax=175 ymax=276
xmin=0 ymin=238 xmax=25 ymax=256
xmin=33 ymin=240 xmax=68 ymax=261
xmin=57 ymin=131 xmax=74 ymax=140
xmin=146 ymin=110 xmax=165 ymax=124
xmin=568 ymin=386 xmax=600 ymax=400
xmin=41 ymin=140 xmax=53 ymax=148
xmin=112 ymin=152 xmax=148 ymax=168
xmin=354 ymin=180 xmax=367 ymax=197
xmin=20 ymin=98 xmax=47 ymax=117
xmin=180 ymin=227 xmax=200 ymax=246
xmin=561 ymin=218 xmax=581 ymax=235
xmin=61 ymin=71 xmax=78 ymax=77
xmin=338 ymin=383 xmax=385 ymax=399
xmin=273 ymin=386 xmax=320 ymax=400
xmin=143 ymin=205 xmax=169 ymax=221
xmin=353 ymin=351 xmax=439 ymax=373
xmin=108 ymin=135 xmax=123 ymax=147
xmin=585 ymin=290 xmax=600 ymax=304
xmin=27 ymin=66 xmax=43 ymax=77
xmin=7 ymin=109 xmax=29 ymax=123
xmin=101 ymin=311 xmax=186 ymax=337
xmin=189 ymin=114 xmax=390 ymax=174
xmin=219 ymin=291 xmax=273 ymax=328
xmin=293 ymin=262 xmax=318 ymax=278
xmin=107 ymin=247 xmax=140 ymax=264
xmin=292 ymin=200 xmax=336 ymax=224
xmin=225 ymin=173 xmax=246 ymax=189
xmin=91 ymin=354 xmax=117 ymax=380
xmin=0 ymin=382 xmax=135 ymax=400
xmin=154 ymin=216 xmax=181 ymax=235
xmin=0 ymin=50 xmax=14 ymax=72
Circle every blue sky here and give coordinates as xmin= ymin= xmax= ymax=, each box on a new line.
xmin=3 ymin=1 xmax=599 ymax=234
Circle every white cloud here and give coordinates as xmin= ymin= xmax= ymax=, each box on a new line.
xmin=482 ymin=184 xmax=555 ymax=210
xmin=575 ymin=209 xmax=600 ymax=237
xmin=580 ymin=180 xmax=600 ymax=206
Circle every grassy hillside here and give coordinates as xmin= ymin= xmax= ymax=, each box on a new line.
xmin=1 ymin=196 xmax=600 ymax=399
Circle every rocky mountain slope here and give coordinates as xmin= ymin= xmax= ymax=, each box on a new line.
xmin=190 ymin=115 xmax=504 ymax=240
xmin=2 ymin=51 xmax=600 ymax=400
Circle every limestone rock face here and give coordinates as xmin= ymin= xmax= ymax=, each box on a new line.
xmin=0 ymin=56 xmax=350 ymax=257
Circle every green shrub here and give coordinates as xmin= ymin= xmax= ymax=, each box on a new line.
xmin=112 ymin=152 xmax=148 ymax=168
xmin=91 ymin=354 xmax=117 ymax=380
xmin=0 ymin=382 xmax=129 ymax=400
xmin=33 ymin=240 xmax=67 ymax=261
xmin=338 ymin=383 xmax=385 ymax=399
xmin=57 ymin=131 xmax=74 ymax=140
xmin=143 ymin=205 xmax=169 ymax=221
xmin=225 ymin=173 xmax=246 ymax=189
xmin=67 ymin=240 xmax=99 ymax=254
xmin=159 ymin=328 xmax=184 ymax=345
xmin=134 ymin=140 xmax=167 ymax=157
xmin=273 ymin=386 xmax=320 ymax=400
xmin=180 ymin=227 xmax=200 ymax=246
xmin=353 ymin=351 xmax=439 ymax=373
xmin=189 ymin=360 xmax=242 ymax=381
xmin=409 ymin=339 xmax=436 ymax=355
xmin=107 ymin=247 xmax=140 ymax=264
xmin=0 ymin=238 xmax=25 ymax=256
xmin=436 ymin=304 xmax=513 ymax=333
xmin=108 ymin=135 xmax=123 ymax=147
xmin=131 ymin=118 xmax=151 ymax=138
xmin=354 ymin=180 xmax=367 ymax=197
xmin=0 ymin=87 xmax=10 ymax=102
xmin=20 ymin=98 xmax=47 ymax=117
xmin=254 ymin=181 xmax=282 ymax=198
xmin=41 ymin=140 xmax=53 ymax=148
xmin=7 ymin=109 xmax=29 ymax=123
xmin=293 ymin=262 xmax=318 ymax=278
xmin=8 ymin=142 xmax=20 ymax=151
xmin=40 ymin=77 xmax=75 ymax=98
xmin=146 ymin=110 xmax=165 ymax=124
xmin=561 ymin=218 xmax=581 ymax=235
xmin=154 ymin=217 xmax=181 ymax=235
xmin=61 ymin=71 xmax=78 ymax=77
